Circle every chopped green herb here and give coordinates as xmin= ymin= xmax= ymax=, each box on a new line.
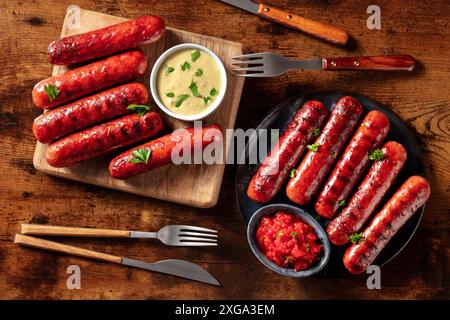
xmin=127 ymin=104 xmax=152 ymax=116
xmin=349 ymin=232 xmax=365 ymax=244
xmin=313 ymin=128 xmax=321 ymax=137
xmin=289 ymin=168 xmax=296 ymax=178
xmin=129 ymin=148 xmax=151 ymax=164
xmin=189 ymin=81 xmax=201 ymax=97
xmin=175 ymin=94 xmax=190 ymax=107
xmin=210 ymin=87 xmax=218 ymax=96
xmin=276 ymin=231 xmax=284 ymax=239
xmin=314 ymin=215 xmax=321 ymax=221
xmin=195 ymin=68 xmax=203 ymax=76
xmin=291 ymin=231 xmax=298 ymax=238
xmin=307 ymin=143 xmax=319 ymax=152
xmin=44 ymin=84 xmax=60 ymax=101
xmin=181 ymin=61 xmax=191 ymax=71
xmin=203 ymin=96 xmax=212 ymax=105
xmin=191 ymin=49 xmax=201 ymax=62
xmin=166 ymin=92 xmax=175 ymax=98
xmin=369 ymin=149 xmax=385 ymax=161
xmin=332 ymin=151 xmax=338 ymax=159
xmin=165 ymin=66 xmax=175 ymax=75
xmin=339 ymin=199 xmax=346 ymax=207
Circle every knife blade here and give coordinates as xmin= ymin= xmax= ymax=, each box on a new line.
xmin=122 ymin=258 xmax=221 ymax=286
xmin=218 ymin=0 xmax=349 ymax=45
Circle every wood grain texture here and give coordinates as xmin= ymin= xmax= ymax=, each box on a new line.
xmin=21 ymin=224 xmax=131 ymax=238
xmin=0 ymin=0 xmax=449 ymax=300
xmin=258 ymin=2 xmax=349 ymax=45
xmin=32 ymin=8 xmax=245 ymax=209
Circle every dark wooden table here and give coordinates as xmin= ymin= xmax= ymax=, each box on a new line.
xmin=0 ymin=0 xmax=448 ymax=299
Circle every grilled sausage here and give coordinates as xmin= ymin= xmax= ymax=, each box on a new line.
xmin=286 ymin=96 xmax=363 ymax=205
xmin=327 ymin=141 xmax=407 ymax=246
xmin=247 ymin=101 xmax=328 ymax=203
xmin=46 ymin=112 xmax=162 ymax=167
xmin=33 ymin=50 xmax=147 ymax=109
xmin=109 ymin=124 xmax=222 ymax=179
xmin=48 ymin=16 xmax=165 ymax=65
xmin=343 ymin=176 xmax=431 ymax=274
xmin=33 ymin=83 xmax=148 ymax=143
xmin=315 ymin=110 xmax=390 ymax=218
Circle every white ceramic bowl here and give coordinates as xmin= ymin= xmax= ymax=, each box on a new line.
xmin=150 ymin=43 xmax=227 ymax=122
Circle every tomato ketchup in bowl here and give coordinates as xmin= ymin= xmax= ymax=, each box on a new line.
xmin=248 ymin=204 xmax=330 ymax=277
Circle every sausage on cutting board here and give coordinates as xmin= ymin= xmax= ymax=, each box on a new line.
xmin=327 ymin=141 xmax=407 ymax=246
xmin=46 ymin=112 xmax=162 ymax=167
xmin=247 ymin=100 xmax=328 ymax=203
xmin=286 ymin=96 xmax=363 ymax=205
xmin=33 ymin=83 xmax=148 ymax=143
xmin=315 ymin=110 xmax=390 ymax=218
xmin=48 ymin=15 xmax=166 ymax=65
xmin=33 ymin=50 xmax=147 ymax=109
xmin=343 ymin=175 xmax=431 ymax=274
xmin=109 ymin=124 xmax=223 ymax=179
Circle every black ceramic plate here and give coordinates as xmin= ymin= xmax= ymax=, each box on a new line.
xmin=236 ymin=91 xmax=425 ymax=277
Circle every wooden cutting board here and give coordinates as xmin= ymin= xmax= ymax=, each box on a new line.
xmin=33 ymin=7 xmax=245 ymax=208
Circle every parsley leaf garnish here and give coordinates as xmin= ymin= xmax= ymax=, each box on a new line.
xmin=181 ymin=61 xmax=191 ymax=71
xmin=313 ymin=128 xmax=321 ymax=137
xmin=129 ymin=148 xmax=151 ymax=164
xmin=332 ymin=151 xmax=338 ymax=159
xmin=127 ymin=104 xmax=152 ymax=116
xmin=289 ymin=168 xmax=296 ymax=178
xmin=195 ymin=68 xmax=203 ymax=76
xmin=210 ymin=88 xmax=218 ymax=96
xmin=369 ymin=149 xmax=385 ymax=161
xmin=291 ymin=231 xmax=298 ymax=238
xmin=165 ymin=66 xmax=174 ymax=75
xmin=175 ymin=94 xmax=190 ymax=107
xmin=191 ymin=49 xmax=201 ymax=62
xmin=203 ymin=96 xmax=212 ymax=105
xmin=307 ymin=143 xmax=319 ymax=152
xmin=44 ymin=84 xmax=60 ymax=101
xmin=339 ymin=199 xmax=346 ymax=207
xmin=349 ymin=232 xmax=365 ymax=244
xmin=166 ymin=92 xmax=174 ymax=98
xmin=189 ymin=81 xmax=201 ymax=97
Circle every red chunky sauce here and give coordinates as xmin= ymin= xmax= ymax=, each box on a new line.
xmin=256 ymin=211 xmax=322 ymax=271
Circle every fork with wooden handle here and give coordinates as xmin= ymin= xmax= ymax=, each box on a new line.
xmin=232 ymin=53 xmax=416 ymax=77
xmin=14 ymin=234 xmax=220 ymax=286
xmin=21 ymin=224 xmax=217 ymax=246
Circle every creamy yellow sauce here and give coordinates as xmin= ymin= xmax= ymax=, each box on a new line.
xmin=157 ymin=48 xmax=221 ymax=116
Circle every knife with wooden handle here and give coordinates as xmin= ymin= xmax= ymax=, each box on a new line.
xmin=220 ymin=0 xmax=349 ymax=45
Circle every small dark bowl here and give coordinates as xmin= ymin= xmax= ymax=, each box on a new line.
xmin=247 ymin=203 xmax=331 ymax=277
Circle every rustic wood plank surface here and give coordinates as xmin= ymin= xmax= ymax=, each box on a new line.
xmin=0 ymin=0 xmax=448 ymax=299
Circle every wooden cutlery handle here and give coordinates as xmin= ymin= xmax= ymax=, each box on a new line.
xmin=21 ymin=224 xmax=130 ymax=238
xmin=14 ymin=234 xmax=122 ymax=264
xmin=322 ymin=55 xmax=415 ymax=71
xmin=257 ymin=3 xmax=349 ymax=45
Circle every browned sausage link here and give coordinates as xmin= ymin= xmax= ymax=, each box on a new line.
xmin=109 ymin=124 xmax=223 ymax=179
xmin=343 ymin=176 xmax=431 ymax=274
xmin=327 ymin=141 xmax=407 ymax=246
xmin=247 ymin=101 xmax=328 ymax=203
xmin=33 ymin=83 xmax=148 ymax=143
xmin=46 ymin=112 xmax=163 ymax=167
xmin=48 ymin=15 xmax=166 ymax=65
xmin=315 ymin=110 xmax=390 ymax=218
xmin=286 ymin=96 xmax=363 ymax=205
xmin=32 ymin=50 xmax=148 ymax=109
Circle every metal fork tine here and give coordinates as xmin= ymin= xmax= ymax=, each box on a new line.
xmin=180 ymin=231 xmax=218 ymax=238
xmin=178 ymin=242 xmax=218 ymax=247
xmin=178 ymin=225 xmax=218 ymax=233
xmin=231 ymin=59 xmax=264 ymax=66
xmin=232 ymin=66 xmax=265 ymax=72
xmin=179 ymin=236 xmax=217 ymax=242
xmin=232 ymin=52 xmax=268 ymax=59
xmin=232 ymin=72 xmax=267 ymax=78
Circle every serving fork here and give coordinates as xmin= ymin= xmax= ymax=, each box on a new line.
xmin=232 ymin=53 xmax=415 ymax=77
xmin=21 ymin=224 xmax=218 ymax=247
